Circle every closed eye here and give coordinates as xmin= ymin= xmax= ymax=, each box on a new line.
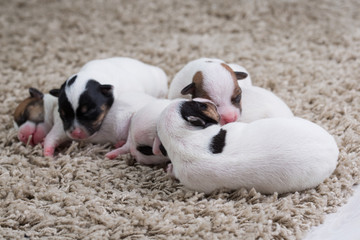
xmin=232 ymin=94 xmax=241 ymax=104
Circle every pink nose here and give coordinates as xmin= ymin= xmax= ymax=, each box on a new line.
xmin=70 ymin=128 xmax=87 ymax=139
xmin=221 ymin=113 xmax=238 ymax=124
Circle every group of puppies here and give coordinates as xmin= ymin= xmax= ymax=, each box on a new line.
xmin=13 ymin=57 xmax=339 ymax=194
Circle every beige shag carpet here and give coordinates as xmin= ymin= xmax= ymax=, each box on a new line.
xmin=1 ymin=0 xmax=359 ymax=239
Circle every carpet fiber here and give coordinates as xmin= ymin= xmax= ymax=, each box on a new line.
xmin=1 ymin=0 xmax=359 ymax=239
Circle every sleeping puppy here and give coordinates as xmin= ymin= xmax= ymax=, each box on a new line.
xmin=168 ymin=58 xmax=248 ymax=125
xmin=49 ymin=57 xmax=168 ymax=142
xmin=106 ymin=98 xmax=172 ymax=165
xmin=13 ymin=88 xmax=57 ymax=146
xmin=157 ymin=99 xmax=339 ymax=194
xmin=43 ymin=91 xmax=155 ymax=156
xmin=168 ymin=58 xmax=293 ymax=124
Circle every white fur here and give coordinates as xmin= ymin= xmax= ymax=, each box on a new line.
xmin=168 ymin=58 xmax=243 ymax=124
xmin=239 ymin=85 xmax=294 ymax=122
xmin=44 ymin=92 xmax=155 ymax=156
xmin=157 ymin=99 xmax=339 ymax=194
xmin=67 ymin=57 xmax=168 ymax=110
xmin=106 ymin=98 xmax=172 ymax=165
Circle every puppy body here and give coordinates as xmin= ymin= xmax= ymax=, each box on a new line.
xmin=239 ymin=85 xmax=294 ymax=122
xmin=168 ymin=58 xmax=248 ymax=125
xmin=106 ymin=98 xmax=171 ymax=165
xmin=157 ymin=99 xmax=339 ymax=194
xmin=43 ymin=92 xmax=155 ymax=156
xmin=53 ymin=57 xmax=168 ymax=141
xmin=13 ymin=88 xmax=58 ymax=145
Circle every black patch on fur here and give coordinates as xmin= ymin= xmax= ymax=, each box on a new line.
xmin=75 ymin=80 xmax=114 ymax=135
xmin=136 ymin=145 xmax=154 ymax=156
xmin=159 ymin=144 xmax=167 ymax=156
xmin=57 ymin=81 xmax=75 ymax=131
xmin=67 ymin=75 xmax=77 ymax=86
xmin=210 ymin=129 xmax=227 ymax=154
xmin=180 ymin=101 xmax=218 ymax=128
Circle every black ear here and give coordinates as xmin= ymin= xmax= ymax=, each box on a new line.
xmin=234 ymin=72 xmax=248 ymax=80
xmin=99 ymin=84 xmax=113 ymax=96
xmin=186 ymin=115 xmax=206 ymax=127
xmin=49 ymin=89 xmax=61 ymax=97
xmin=29 ymin=88 xmax=44 ymax=99
xmin=181 ymin=82 xmax=195 ymax=95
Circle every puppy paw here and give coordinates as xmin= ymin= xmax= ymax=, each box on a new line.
xmin=33 ymin=126 xmax=47 ymax=145
xmin=44 ymin=146 xmax=55 ymax=157
xmin=105 ymin=149 xmax=120 ymax=159
xmin=165 ymin=163 xmax=176 ymax=178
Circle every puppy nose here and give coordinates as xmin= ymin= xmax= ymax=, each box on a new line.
xmin=71 ymin=128 xmax=87 ymax=139
xmin=221 ymin=113 xmax=238 ymax=124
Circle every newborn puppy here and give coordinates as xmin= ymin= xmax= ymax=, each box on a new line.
xmin=13 ymin=88 xmax=57 ymax=145
xmin=50 ymin=57 xmax=168 ymax=141
xmin=169 ymin=58 xmax=293 ymax=123
xmin=43 ymin=92 xmax=155 ymax=156
xmin=106 ymin=98 xmax=172 ymax=165
xmin=168 ymin=58 xmax=248 ymax=125
xmin=157 ymin=99 xmax=339 ymax=194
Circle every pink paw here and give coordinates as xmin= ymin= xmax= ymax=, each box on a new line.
xmin=18 ymin=122 xmax=36 ymax=145
xmin=166 ymin=163 xmax=176 ymax=178
xmin=105 ymin=149 xmax=120 ymax=159
xmin=33 ymin=126 xmax=47 ymax=145
xmin=44 ymin=146 xmax=55 ymax=157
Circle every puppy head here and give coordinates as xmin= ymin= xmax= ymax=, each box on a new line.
xmin=14 ymin=88 xmax=45 ymax=128
xmin=180 ymin=62 xmax=247 ymax=125
xmin=50 ymin=75 xmax=114 ymax=140
xmin=180 ymin=99 xmax=220 ymax=128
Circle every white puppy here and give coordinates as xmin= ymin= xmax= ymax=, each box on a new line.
xmin=168 ymin=58 xmax=293 ymax=124
xmin=157 ymin=99 xmax=339 ymax=194
xmin=168 ymin=58 xmax=248 ymax=125
xmin=106 ymin=98 xmax=171 ymax=165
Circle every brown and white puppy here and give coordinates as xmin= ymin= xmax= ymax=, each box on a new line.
xmin=13 ymin=88 xmax=57 ymax=146
xmin=168 ymin=58 xmax=248 ymax=125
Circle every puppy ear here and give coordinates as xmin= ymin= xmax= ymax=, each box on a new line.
xmin=186 ymin=115 xmax=206 ymax=127
xmin=99 ymin=84 xmax=113 ymax=96
xmin=49 ymin=89 xmax=61 ymax=97
xmin=234 ymin=71 xmax=248 ymax=80
xmin=181 ymin=82 xmax=195 ymax=95
xmin=29 ymin=88 xmax=44 ymax=99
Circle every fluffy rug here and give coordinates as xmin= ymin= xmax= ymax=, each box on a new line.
xmin=1 ymin=0 xmax=359 ymax=239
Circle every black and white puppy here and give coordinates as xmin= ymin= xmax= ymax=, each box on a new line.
xmin=157 ymin=99 xmax=339 ymax=194
xmin=50 ymin=57 xmax=168 ymax=141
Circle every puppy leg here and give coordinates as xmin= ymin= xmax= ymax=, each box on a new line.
xmin=43 ymin=122 xmax=69 ymax=157
xmin=106 ymin=141 xmax=130 ymax=159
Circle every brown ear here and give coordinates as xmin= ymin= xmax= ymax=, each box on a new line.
xmin=29 ymin=88 xmax=44 ymax=99
xmin=234 ymin=72 xmax=248 ymax=80
xmin=181 ymin=82 xmax=195 ymax=95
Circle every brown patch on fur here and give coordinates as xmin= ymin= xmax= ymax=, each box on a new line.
xmin=202 ymin=102 xmax=221 ymax=123
xmin=91 ymin=104 xmax=109 ymax=130
xmin=14 ymin=97 xmax=44 ymax=126
xmin=221 ymin=63 xmax=242 ymax=111
xmin=192 ymin=71 xmax=211 ymax=100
